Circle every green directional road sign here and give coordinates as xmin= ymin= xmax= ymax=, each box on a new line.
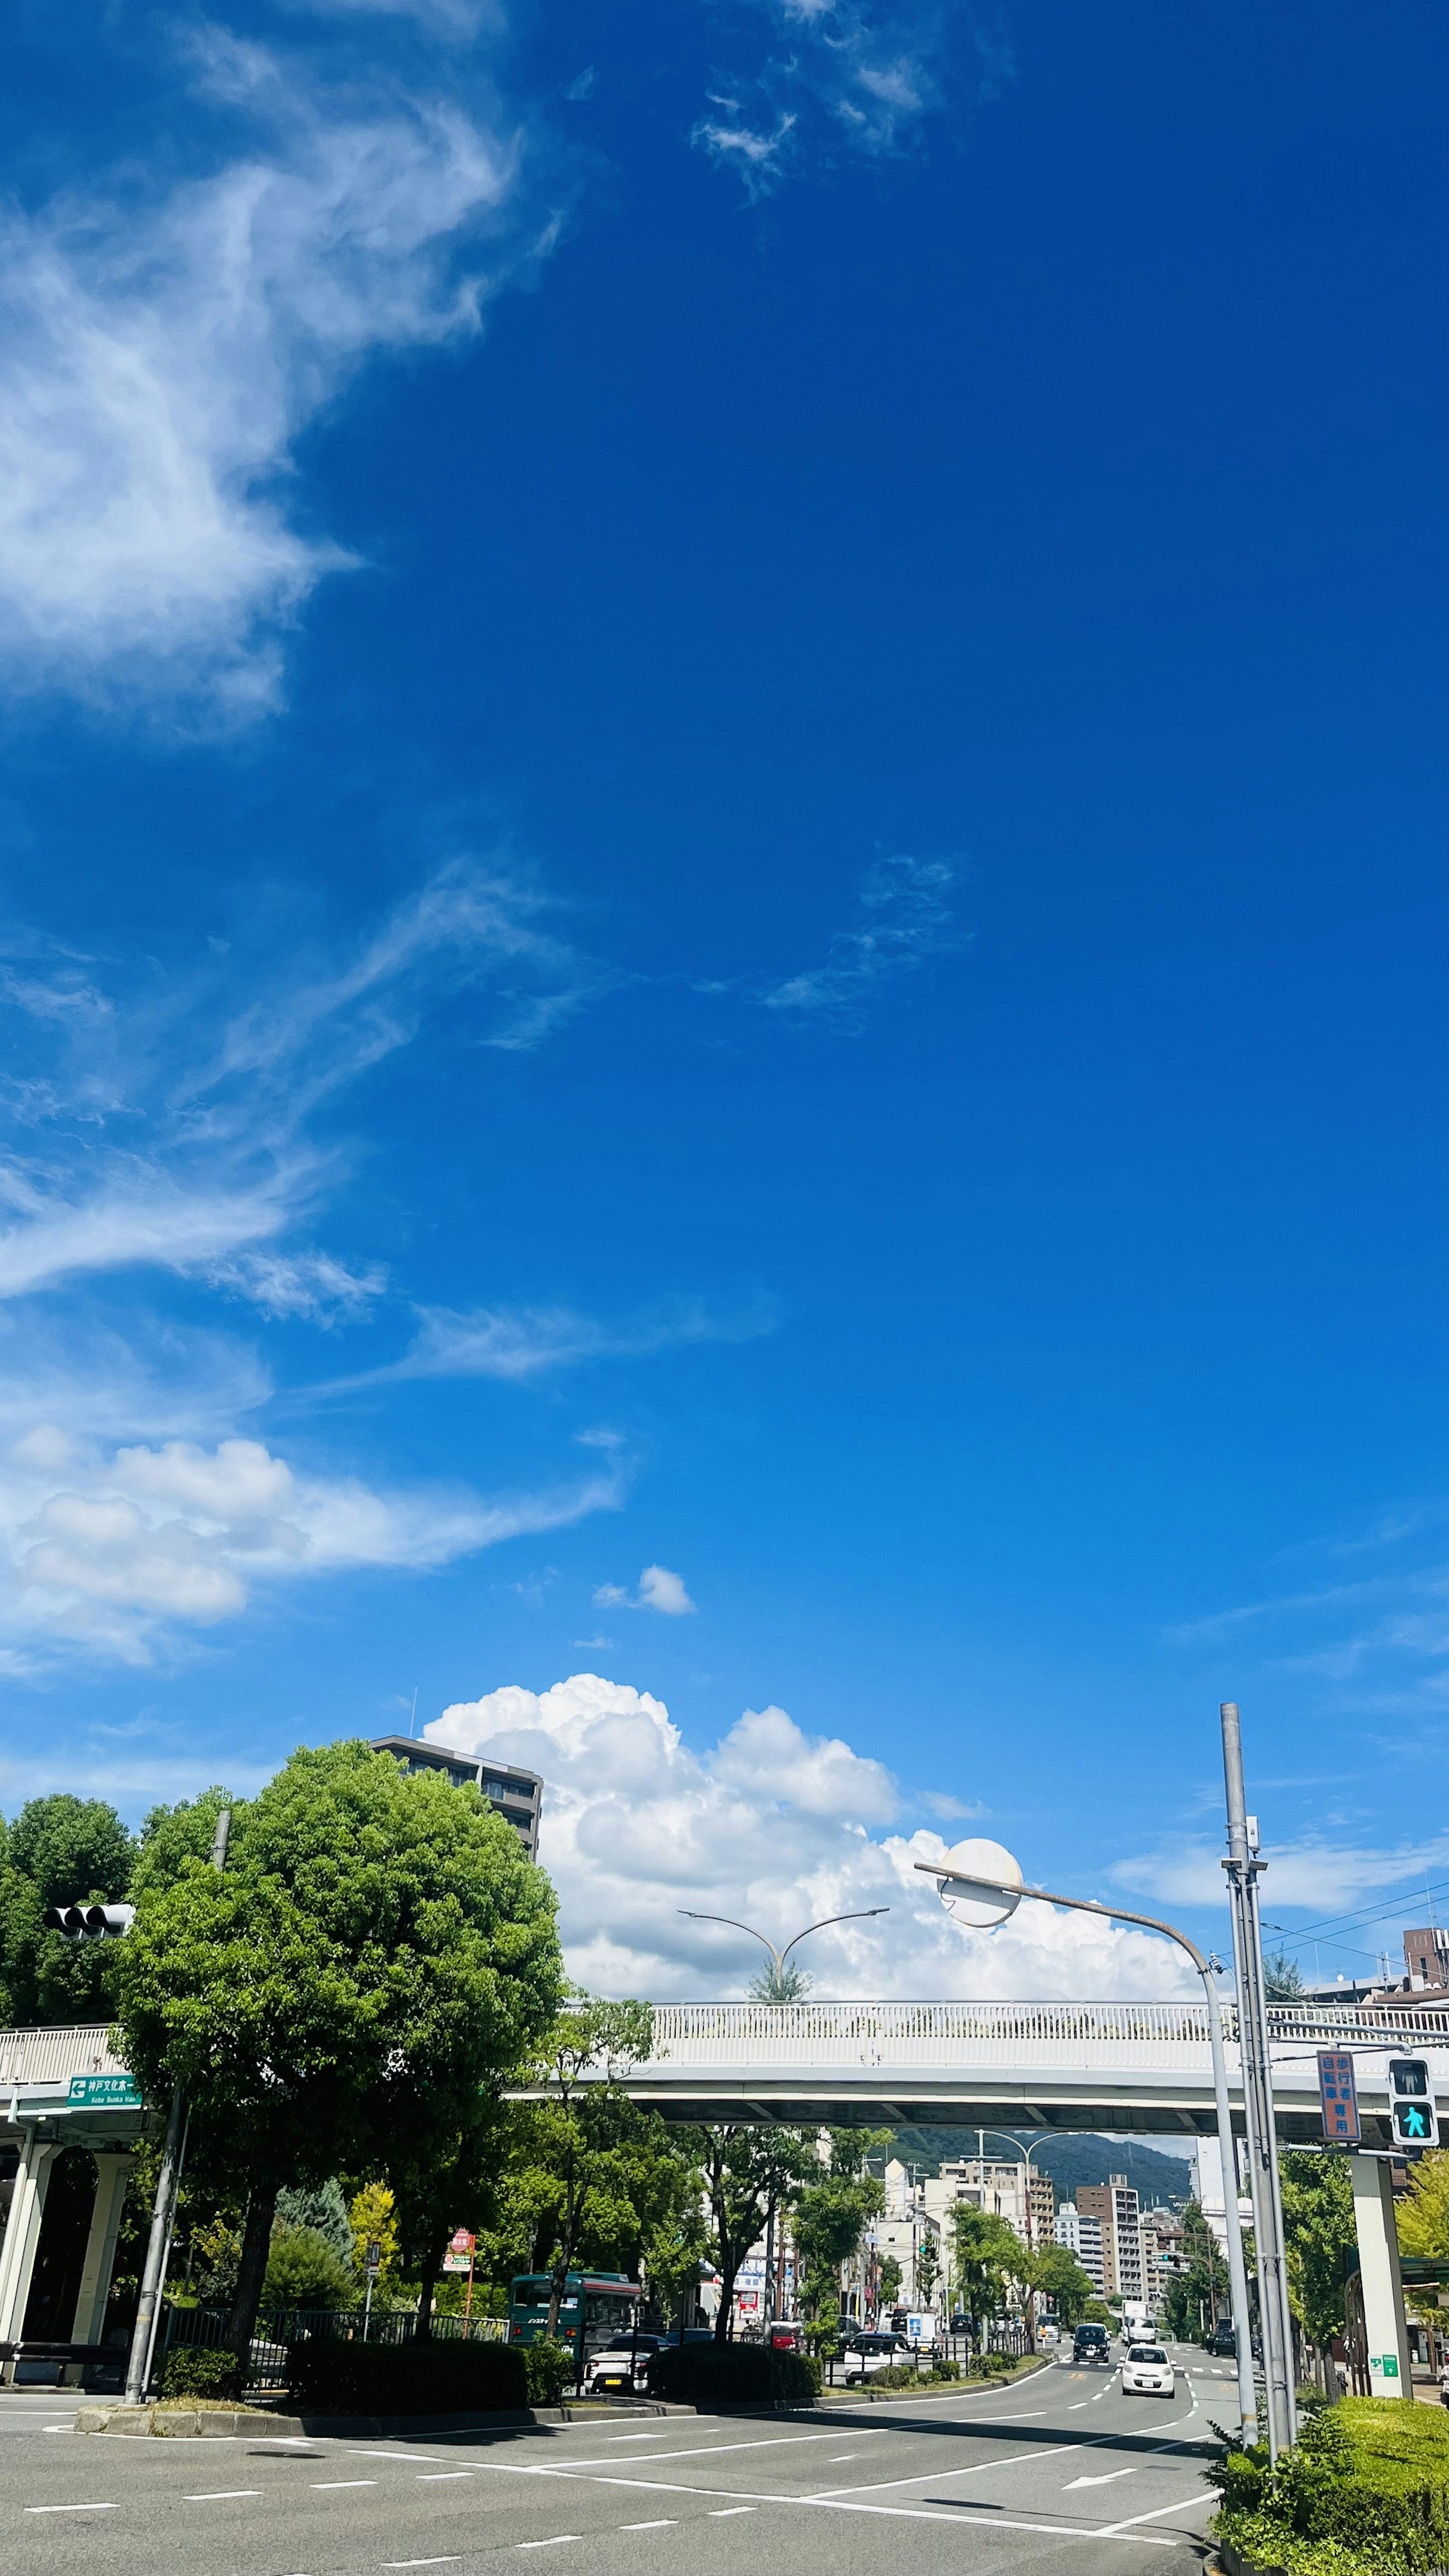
xmin=68 ymin=2073 xmax=142 ymax=2108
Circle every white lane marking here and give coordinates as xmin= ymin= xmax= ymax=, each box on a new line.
xmin=619 ymin=2520 xmax=676 ymax=2530
xmin=517 ymin=2540 xmax=579 ymax=2551
xmin=312 ymin=2478 xmax=378 ymax=2488
xmin=354 ymin=2450 xmax=446 ymax=2464
xmin=1064 ymin=2466 xmax=1139 ymax=2489
xmin=1100 ymin=2491 xmax=1216 ymax=2535
xmin=1092 ymin=2382 xmax=1112 ymax=2401
xmin=608 ymin=2433 xmax=667 ymax=2442
xmin=485 ymin=2466 xmax=1177 ymax=2549
xmin=25 ymin=2502 xmax=118 ymax=2513
xmin=383 ymin=2560 xmax=462 ymax=2568
xmin=828 ymin=2454 xmax=861 ymax=2461
xmin=418 ymin=2472 xmax=474 ymax=2481
xmin=809 ymin=2437 xmax=1083 ymax=2497
xmin=708 ymin=2506 xmax=757 ymax=2516
xmin=1069 ymin=2402 xmax=1089 ymax=2411
xmin=185 ymin=2488 xmax=264 ymax=2501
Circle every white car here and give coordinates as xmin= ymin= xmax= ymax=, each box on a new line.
xmin=841 ymin=2331 xmax=913 ymax=2384
xmin=581 ymin=2333 xmax=664 ymax=2395
xmin=1120 ymin=2342 xmax=1175 ymax=2398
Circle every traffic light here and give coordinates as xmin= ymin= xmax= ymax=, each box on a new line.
xmin=1388 ymin=2058 xmax=1440 ymax=2148
xmin=41 ymin=1901 xmax=135 ymax=1942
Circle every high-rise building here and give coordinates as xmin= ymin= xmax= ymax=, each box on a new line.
xmin=370 ymin=1735 xmax=543 ymax=1858
xmin=923 ymin=2157 xmax=1052 ymax=2250
xmin=1077 ymin=2177 xmax=1144 ymax=2304
xmin=1054 ymin=2202 xmax=1106 ymax=2293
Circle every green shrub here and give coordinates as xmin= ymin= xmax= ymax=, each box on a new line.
xmin=929 ymin=2358 xmax=961 ymax=2383
xmin=1211 ymin=2397 xmax=1449 ymax=2576
xmin=975 ymin=2350 xmax=1018 ymax=2376
xmin=871 ymin=2364 xmax=922 ymax=2390
xmin=159 ymin=2345 xmax=244 ymax=2401
xmin=645 ymin=2342 xmax=817 ymax=2408
xmin=524 ymin=2339 xmax=576 ymax=2405
xmin=264 ymin=2225 xmax=359 ymax=2312
xmin=286 ymin=2336 xmax=526 ymax=2416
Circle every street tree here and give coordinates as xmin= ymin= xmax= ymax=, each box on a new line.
xmin=0 ymin=1793 xmax=136 ymax=2026
xmin=914 ymin=2231 xmax=941 ymax=2310
xmin=508 ymin=1993 xmax=656 ymax=2341
xmin=691 ymin=2123 xmax=820 ymax=2342
xmin=949 ymin=2205 xmax=1023 ymax=2340
xmin=1022 ymin=2243 xmax=1095 ymax=2329
xmin=1280 ymin=2150 xmax=1356 ymax=2354
xmin=792 ymin=2130 xmax=888 ymax=2323
xmin=877 ymin=2254 xmax=903 ymax=2306
xmin=118 ymin=1741 xmax=561 ymax=2358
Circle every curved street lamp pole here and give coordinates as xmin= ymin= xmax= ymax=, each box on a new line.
xmin=678 ymin=1906 xmax=891 ymax=1992
xmin=915 ymin=1860 xmax=1258 ymax=2447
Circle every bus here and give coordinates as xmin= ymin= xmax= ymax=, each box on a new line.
xmin=508 ymin=2272 xmax=642 ymax=2362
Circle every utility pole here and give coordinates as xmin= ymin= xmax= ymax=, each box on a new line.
xmin=124 ymin=1806 xmax=230 ymax=2406
xmin=1221 ymin=1706 xmax=1295 ymax=2457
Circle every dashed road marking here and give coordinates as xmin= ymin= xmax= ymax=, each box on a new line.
xmin=185 ymin=2489 xmax=263 ymax=2501
xmin=619 ymin=2520 xmax=676 ymax=2530
xmin=418 ymin=2472 xmax=474 ymax=2481
xmin=312 ymin=2479 xmax=378 ymax=2490
xmin=517 ymin=2539 xmax=579 ymax=2551
xmin=26 ymin=2502 xmax=118 ymax=2513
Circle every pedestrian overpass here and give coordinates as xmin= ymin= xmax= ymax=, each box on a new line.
xmin=3 ymin=2000 xmax=1447 ymax=2376
xmin=524 ymin=1997 xmax=1449 ymax=2144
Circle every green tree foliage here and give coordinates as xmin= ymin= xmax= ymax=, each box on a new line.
xmin=117 ymin=1741 xmax=561 ymax=2358
xmin=1279 ymin=2149 xmax=1355 ymax=2347
xmin=263 ymin=2224 xmax=359 ymax=2310
xmin=792 ymin=2130 xmax=888 ymax=2320
xmin=276 ymin=2179 xmax=352 ymax=2262
xmin=691 ymin=2123 xmax=820 ymax=2343
xmin=1263 ymin=1950 xmax=1306 ymax=2002
xmin=949 ymin=2204 xmax=1023 ymax=2334
xmin=914 ymin=2231 xmax=941 ymax=2308
xmin=1023 ymin=2243 xmax=1095 ymax=2328
xmin=0 ymin=1792 xmax=136 ymax=2026
xmin=500 ymin=1993 xmax=657 ymax=2341
xmin=877 ymin=2254 xmax=903 ymax=2305
xmin=747 ymin=1959 xmax=812 ymax=2001
xmin=1161 ymin=2197 xmax=1229 ymax=2345
xmin=1398 ymin=2148 xmax=1449 ymax=2263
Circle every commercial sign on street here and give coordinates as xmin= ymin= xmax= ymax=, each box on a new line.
xmin=1316 ymin=2049 xmax=1359 ymax=2145
xmin=442 ymin=2228 xmax=476 ymax=2275
xmin=68 ymin=2074 xmax=142 ymax=2108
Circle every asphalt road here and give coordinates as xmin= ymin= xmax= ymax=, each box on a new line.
xmin=0 ymin=2341 xmax=1226 ymax=2576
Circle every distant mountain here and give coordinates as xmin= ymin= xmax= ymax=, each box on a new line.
xmin=883 ymin=2127 xmax=1195 ymax=2211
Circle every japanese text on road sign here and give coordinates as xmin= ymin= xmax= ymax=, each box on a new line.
xmin=1317 ymin=2048 xmax=1360 ymax=2145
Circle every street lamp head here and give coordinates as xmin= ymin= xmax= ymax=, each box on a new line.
xmin=932 ymin=1838 xmax=1024 ymax=1929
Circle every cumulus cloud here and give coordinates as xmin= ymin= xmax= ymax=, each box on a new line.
xmin=694 ymin=2 xmax=1012 ymax=198
xmin=0 ymin=23 xmax=548 ymax=718
xmin=594 ymin=1564 xmax=696 ymax=1616
xmin=761 ymin=855 xmax=961 ymax=1026
xmin=428 ymin=1673 xmax=1200 ymax=2001
xmin=0 ymin=1430 xmax=621 ymax=1667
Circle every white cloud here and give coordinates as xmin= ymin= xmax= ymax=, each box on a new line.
xmin=206 ymin=1248 xmax=388 ymax=1323
xmin=428 ymin=1673 xmax=1201 ymax=2001
xmin=761 ymin=855 xmax=961 ymax=1025
xmin=323 ymin=1289 xmax=778 ymax=1390
xmin=0 ymin=25 xmax=546 ymax=718
xmin=0 ymin=1431 xmax=623 ymax=1667
xmin=1113 ymin=1835 xmax=1449 ymax=1913
xmin=694 ymin=2 xmax=1011 ymax=198
xmin=594 ymin=1564 xmax=697 ymax=1616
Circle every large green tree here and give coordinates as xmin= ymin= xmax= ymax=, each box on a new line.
xmin=117 ymin=1741 xmax=561 ymax=2357
xmin=689 ymin=2122 xmax=820 ymax=2343
xmin=1022 ymin=2242 xmax=1096 ymax=2329
xmin=0 ymin=1793 xmax=136 ymax=2027
xmin=501 ymin=1994 xmax=656 ymax=2340
xmin=949 ymin=2204 xmax=1024 ymax=2337
xmin=1280 ymin=2149 xmax=1355 ymax=2349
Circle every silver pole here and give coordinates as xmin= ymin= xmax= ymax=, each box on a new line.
xmin=123 ymin=1806 xmax=231 ymax=2407
xmin=1201 ymin=1955 xmax=1258 ymax=2440
xmin=1221 ymin=1706 xmax=1295 ymax=2455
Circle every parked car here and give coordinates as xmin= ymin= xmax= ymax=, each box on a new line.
xmin=841 ymin=2331 xmax=913 ymax=2384
xmin=582 ymin=2333 xmax=665 ymax=2395
xmin=1073 ymin=2322 xmax=1111 ymax=2365
xmin=1120 ymin=2342 xmax=1176 ymax=2399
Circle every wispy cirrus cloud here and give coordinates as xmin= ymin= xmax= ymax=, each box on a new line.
xmin=1113 ymin=1832 xmax=1449 ymax=1914
xmin=761 ymin=853 xmax=961 ymax=1025
xmin=313 ymin=1288 xmax=780 ymax=1392
xmin=0 ymin=20 xmax=552 ymax=721
xmin=694 ymin=0 xmax=1012 ymax=198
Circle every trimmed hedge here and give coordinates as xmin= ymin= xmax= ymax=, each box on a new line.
xmin=160 ymin=2347 xmax=245 ymax=2400
xmin=645 ymin=2342 xmax=820 ymax=2407
xmin=1212 ymin=2399 xmax=1449 ymax=2576
xmin=523 ymin=2339 xmax=576 ymax=2406
xmin=286 ymin=2337 xmax=527 ymax=2416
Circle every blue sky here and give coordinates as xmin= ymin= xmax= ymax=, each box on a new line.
xmin=0 ymin=0 xmax=1444 ymax=2002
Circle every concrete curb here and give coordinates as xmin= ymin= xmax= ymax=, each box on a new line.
xmin=76 ymin=2399 xmax=688 ymax=2438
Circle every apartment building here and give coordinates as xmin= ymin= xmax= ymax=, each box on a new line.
xmin=1054 ymin=2201 xmax=1107 ymax=2294
xmin=1077 ymin=2178 xmax=1145 ymax=2303
xmin=922 ymin=2156 xmax=1055 ymax=2250
xmin=370 ymin=1734 xmax=543 ymax=1858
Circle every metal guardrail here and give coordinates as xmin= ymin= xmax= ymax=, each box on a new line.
xmin=641 ymin=1999 xmax=1449 ymax=2052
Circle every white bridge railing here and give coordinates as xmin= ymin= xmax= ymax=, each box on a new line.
xmin=0 ymin=2025 xmax=126 ymax=2085
xmin=637 ymin=1998 xmax=1449 ymax=2066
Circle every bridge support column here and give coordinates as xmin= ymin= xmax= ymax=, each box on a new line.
xmin=64 ymin=2154 xmax=133 ymax=2377
xmin=0 ymin=2130 xmax=59 ymax=2376
xmin=1349 ymin=2154 xmax=1411 ymax=2399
